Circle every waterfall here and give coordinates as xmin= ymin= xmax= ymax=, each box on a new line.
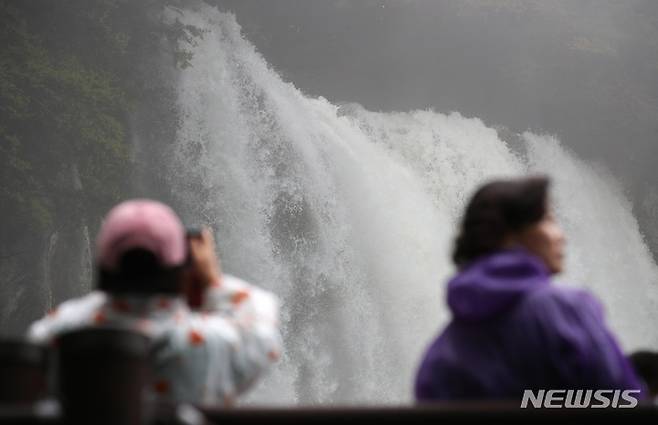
xmin=170 ymin=5 xmax=658 ymax=405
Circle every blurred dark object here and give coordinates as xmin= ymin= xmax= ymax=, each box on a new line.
xmin=630 ymin=351 xmax=658 ymax=397
xmin=56 ymin=328 xmax=152 ymax=425
xmin=0 ymin=340 xmax=48 ymax=404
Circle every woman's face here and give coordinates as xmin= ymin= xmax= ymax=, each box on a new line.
xmin=514 ymin=210 xmax=566 ymax=274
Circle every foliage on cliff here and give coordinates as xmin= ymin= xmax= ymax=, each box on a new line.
xmin=0 ymin=0 xmax=204 ymax=331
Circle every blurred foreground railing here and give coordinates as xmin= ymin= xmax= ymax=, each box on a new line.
xmin=2 ymin=402 xmax=658 ymax=425
xmin=4 ymin=333 xmax=658 ymax=424
xmin=200 ymin=404 xmax=658 ymax=425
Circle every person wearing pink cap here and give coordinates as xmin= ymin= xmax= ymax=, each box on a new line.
xmin=28 ymin=200 xmax=282 ymax=405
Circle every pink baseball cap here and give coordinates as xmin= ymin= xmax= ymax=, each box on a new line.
xmin=96 ymin=200 xmax=186 ymax=271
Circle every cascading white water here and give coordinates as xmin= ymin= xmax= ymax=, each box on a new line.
xmin=170 ymin=5 xmax=658 ymax=405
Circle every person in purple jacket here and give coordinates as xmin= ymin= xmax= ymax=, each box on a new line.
xmin=415 ymin=176 xmax=643 ymax=401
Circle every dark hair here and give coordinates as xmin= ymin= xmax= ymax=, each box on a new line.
xmin=452 ymin=176 xmax=550 ymax=267
xmin=97 ymin=249 xmax=185 ymax=295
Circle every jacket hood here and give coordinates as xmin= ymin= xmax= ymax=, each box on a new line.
xmin=447 ymin=249 xmax=550 ymax=321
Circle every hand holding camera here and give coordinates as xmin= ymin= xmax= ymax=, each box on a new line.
xmin=185 ymin=227 xmax=222 ymax=307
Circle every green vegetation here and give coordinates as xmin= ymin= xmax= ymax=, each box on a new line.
xmin=0 ymin=0 xmax=204 ymax=333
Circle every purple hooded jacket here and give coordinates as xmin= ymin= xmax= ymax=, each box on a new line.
xmin=415 ymin=249 xmax=643 ymax=401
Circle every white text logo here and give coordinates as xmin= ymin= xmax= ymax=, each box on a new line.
xmin=520 ymin=389 xmax=640 ymax=408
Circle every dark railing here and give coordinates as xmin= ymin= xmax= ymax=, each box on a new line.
xmin=199 ymin=404 xmax=658 ymax=424
xmin=3 ymin=335 xmax=658 ymax=424
xmin=2 ymin=403 xmax=658 ymax=425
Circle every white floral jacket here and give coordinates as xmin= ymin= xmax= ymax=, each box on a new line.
xmin=28 ymin=275 xmax=282 ymax=406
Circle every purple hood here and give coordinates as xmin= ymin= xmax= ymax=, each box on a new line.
xmin=447 ymin=249 xmax=549 ymax=321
